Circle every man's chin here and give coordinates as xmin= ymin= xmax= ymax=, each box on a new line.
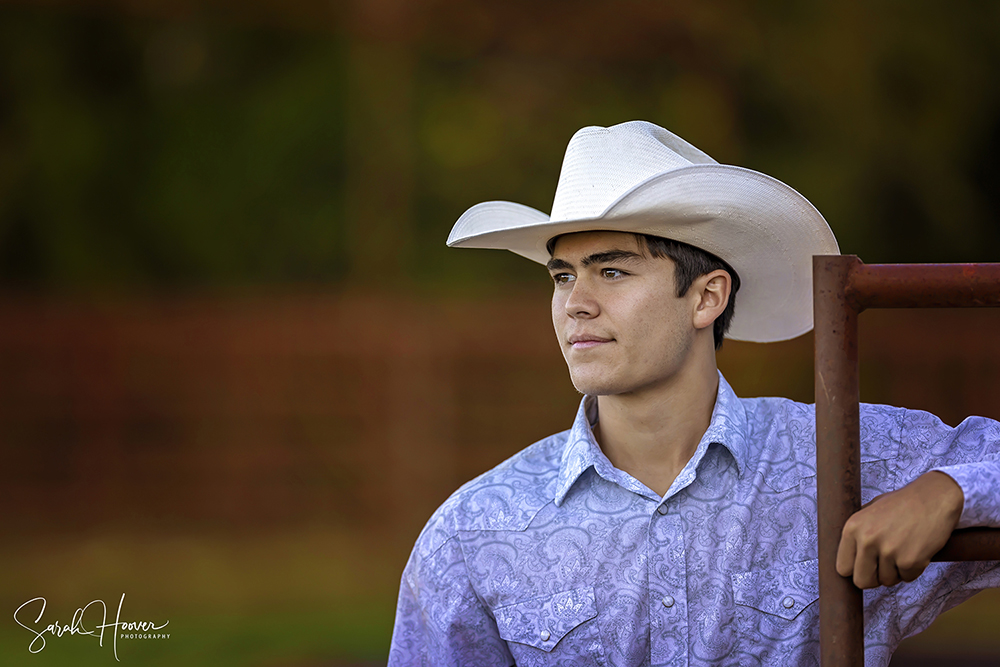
xmin=569 ymin=375 xmax=631 ymax=397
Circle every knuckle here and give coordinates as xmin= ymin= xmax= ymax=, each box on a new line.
xmin=855 ymin=531 xmax=879 ymax=551
xmin=880 ymin=544 xmax=900 ymax=560
xmin=843 ymin=514 xmax=863 ymax=531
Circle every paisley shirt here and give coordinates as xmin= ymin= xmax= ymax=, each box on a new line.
xmin=388 ymin=372 xmax=1000 ymax=666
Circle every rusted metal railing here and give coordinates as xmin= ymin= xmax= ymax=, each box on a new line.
xmin=813 ymin=255 xmax=1000 ymax=667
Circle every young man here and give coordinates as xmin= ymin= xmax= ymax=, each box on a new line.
xmin=388 ymin=121 xmax=1000 ymax=666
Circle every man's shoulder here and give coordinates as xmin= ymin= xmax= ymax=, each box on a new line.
xmin=738 ymin=392 xmax=907 ymax=437
xmin=734 ymin=394 xmax=908 ymax=488
xmin=738 ymin=393 xmax=813 ymax=424
xmin=411 ymin=428 xmax=570 ymax=559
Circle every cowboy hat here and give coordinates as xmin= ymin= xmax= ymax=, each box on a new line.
xmin=446 ymin=120 xmax=839 ymax=342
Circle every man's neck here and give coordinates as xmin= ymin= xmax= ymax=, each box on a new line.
xmin=593 ymin=353 xmax=719 ymax=499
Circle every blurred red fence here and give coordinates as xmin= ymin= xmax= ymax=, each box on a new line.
xmin=1 ymin=292 xmax=998 ymax=543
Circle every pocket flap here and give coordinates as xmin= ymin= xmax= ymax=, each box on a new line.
xmin=495 ymin=586 xmax=598 ymax=651
xmin=731 ymin=558 xmax=819 ymax=620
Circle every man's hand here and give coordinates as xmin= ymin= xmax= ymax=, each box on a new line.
xmin=836 ymin=471 xmax=964 ymax=589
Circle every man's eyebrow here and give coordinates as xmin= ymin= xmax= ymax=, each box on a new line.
xmin=547 ymin=250 xmax=645 ymax=272
xmin=580 ymin=250 xmax=644 ymax=267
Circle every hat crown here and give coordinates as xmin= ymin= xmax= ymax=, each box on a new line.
xmin=550 ymin=121 xmax=718 ymax=222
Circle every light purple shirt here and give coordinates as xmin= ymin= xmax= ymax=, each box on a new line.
xmin=389 ymin=372 xmax=1000 ymax=666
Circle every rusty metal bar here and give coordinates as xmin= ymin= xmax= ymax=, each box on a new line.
xmin=932 ymin=528 xmax=1000 ymax=562
xmin=848 ymin=263 xmax=1000 ymax=310
xmin=814 ymin=255 xmax=1000 ymax=667
xmin=815 ymin=255 xmax=865 ymax=667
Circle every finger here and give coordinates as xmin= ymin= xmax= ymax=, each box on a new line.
xmin=877 ymin=552 xmax=901 ymax=587
xmin=897 ymin=558 xmax=930 ymax=583
xmin=853 ymin=539 xmax=879 ymax=589
xmin=837 ymin=527 xmax=858 ymax=577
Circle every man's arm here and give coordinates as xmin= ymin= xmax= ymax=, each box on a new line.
xmin=836 ymin=409 xmax=1000 ymax=590
xmin=388 ymin=535 xmax=514 ymax=667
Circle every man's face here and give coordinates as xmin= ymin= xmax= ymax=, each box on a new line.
xmin=548 ymin=231 xmax=700 ymax=397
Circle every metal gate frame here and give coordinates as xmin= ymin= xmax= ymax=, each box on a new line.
xmin=813 ymin=255 xmax=1000 ymax=666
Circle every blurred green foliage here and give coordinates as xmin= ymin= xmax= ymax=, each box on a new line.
xmin=0 ymin=9 xmax=347 ymax=286
xmin=0 ymin=1 xmax=998 ymax=291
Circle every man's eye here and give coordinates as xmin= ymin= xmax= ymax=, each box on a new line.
xmin=552 ymin=273 xmax=574 ymax=286
xmin=601 ymin=268 xmax=626 ymax=279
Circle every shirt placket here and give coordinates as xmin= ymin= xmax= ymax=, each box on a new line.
xmin=648 ymin=503 xmax=688 ymax=667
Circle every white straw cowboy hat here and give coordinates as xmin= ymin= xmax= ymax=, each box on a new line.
xmin=446 ymin=120 xmax=839 ymax=342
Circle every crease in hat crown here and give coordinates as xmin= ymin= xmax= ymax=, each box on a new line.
xmin=445 ymin=121 xmax=721 ymax=249
xmin=445 ymin=119 xmax=840 ymax=343
xmin=548 ymin=122 xmax=717 ymax=222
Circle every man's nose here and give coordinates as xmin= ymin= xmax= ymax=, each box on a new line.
xmin=564 ymin=279 xmax=599 ymax=319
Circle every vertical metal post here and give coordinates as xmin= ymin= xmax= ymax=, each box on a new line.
xmin=814 ymin=255 xmax=864 ymax=667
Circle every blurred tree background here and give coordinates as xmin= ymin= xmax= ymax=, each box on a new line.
xmin=1 ymin=1 xmax=999 ymax=666
xmin=1 ymin=1 xmax=998 ymax=291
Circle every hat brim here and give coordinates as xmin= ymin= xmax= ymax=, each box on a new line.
xmin=447 ymin=164 xmax=839 ymax=343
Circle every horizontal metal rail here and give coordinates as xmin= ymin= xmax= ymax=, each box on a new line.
xmin=932 ymin=528 xmax=1000 ymax=562
xmin=814 ymin=256 xmax=1000 ymax=667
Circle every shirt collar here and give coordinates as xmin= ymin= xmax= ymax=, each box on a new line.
xmin=553 ymin=370 xmax=749 ymax=506
xmin=700 ymin=371 xmax=749 ymax=478
xmin=553 ymin=395 xmax=606 ymax=506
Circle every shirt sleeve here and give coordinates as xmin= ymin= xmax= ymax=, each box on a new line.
xmin=885 ymin=409 xmax=1000 ymax=641
xmin=388 ymin=534 xmax=513 ymax=667
xmin=901 ymin=411 xmax=1000 ymax=528
xmin=933 ymin=457 xmax=1000 ymax=528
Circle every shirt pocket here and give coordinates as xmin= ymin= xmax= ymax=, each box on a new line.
xmin=731 ymin=558 xmax=820 ymax=667
xmin=494 ymin=585 xmax=605 ymax=666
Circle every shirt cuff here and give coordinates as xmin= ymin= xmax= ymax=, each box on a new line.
xmin=931 ymin=459 xmax=1000 ymax=529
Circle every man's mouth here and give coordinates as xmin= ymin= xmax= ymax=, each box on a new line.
xmin=568 ymin=334 xmax=614 ymax=349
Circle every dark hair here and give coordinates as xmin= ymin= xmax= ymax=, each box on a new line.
xmin=635 ymin=233 xmax=740 ymax=350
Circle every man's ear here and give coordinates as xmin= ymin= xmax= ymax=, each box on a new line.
xmin=691 ymin=270 xmax=731 ymax=332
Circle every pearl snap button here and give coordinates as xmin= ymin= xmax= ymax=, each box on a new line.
xmin=782 ymin=596 xmax=795 ymax=609
xmin=540 ymin=630 xmax=551 ymax=641
xmin=656 ymin=505 xmax=668 ymax=515
xmin=662 ymin=595 xmax=675 ymax=608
